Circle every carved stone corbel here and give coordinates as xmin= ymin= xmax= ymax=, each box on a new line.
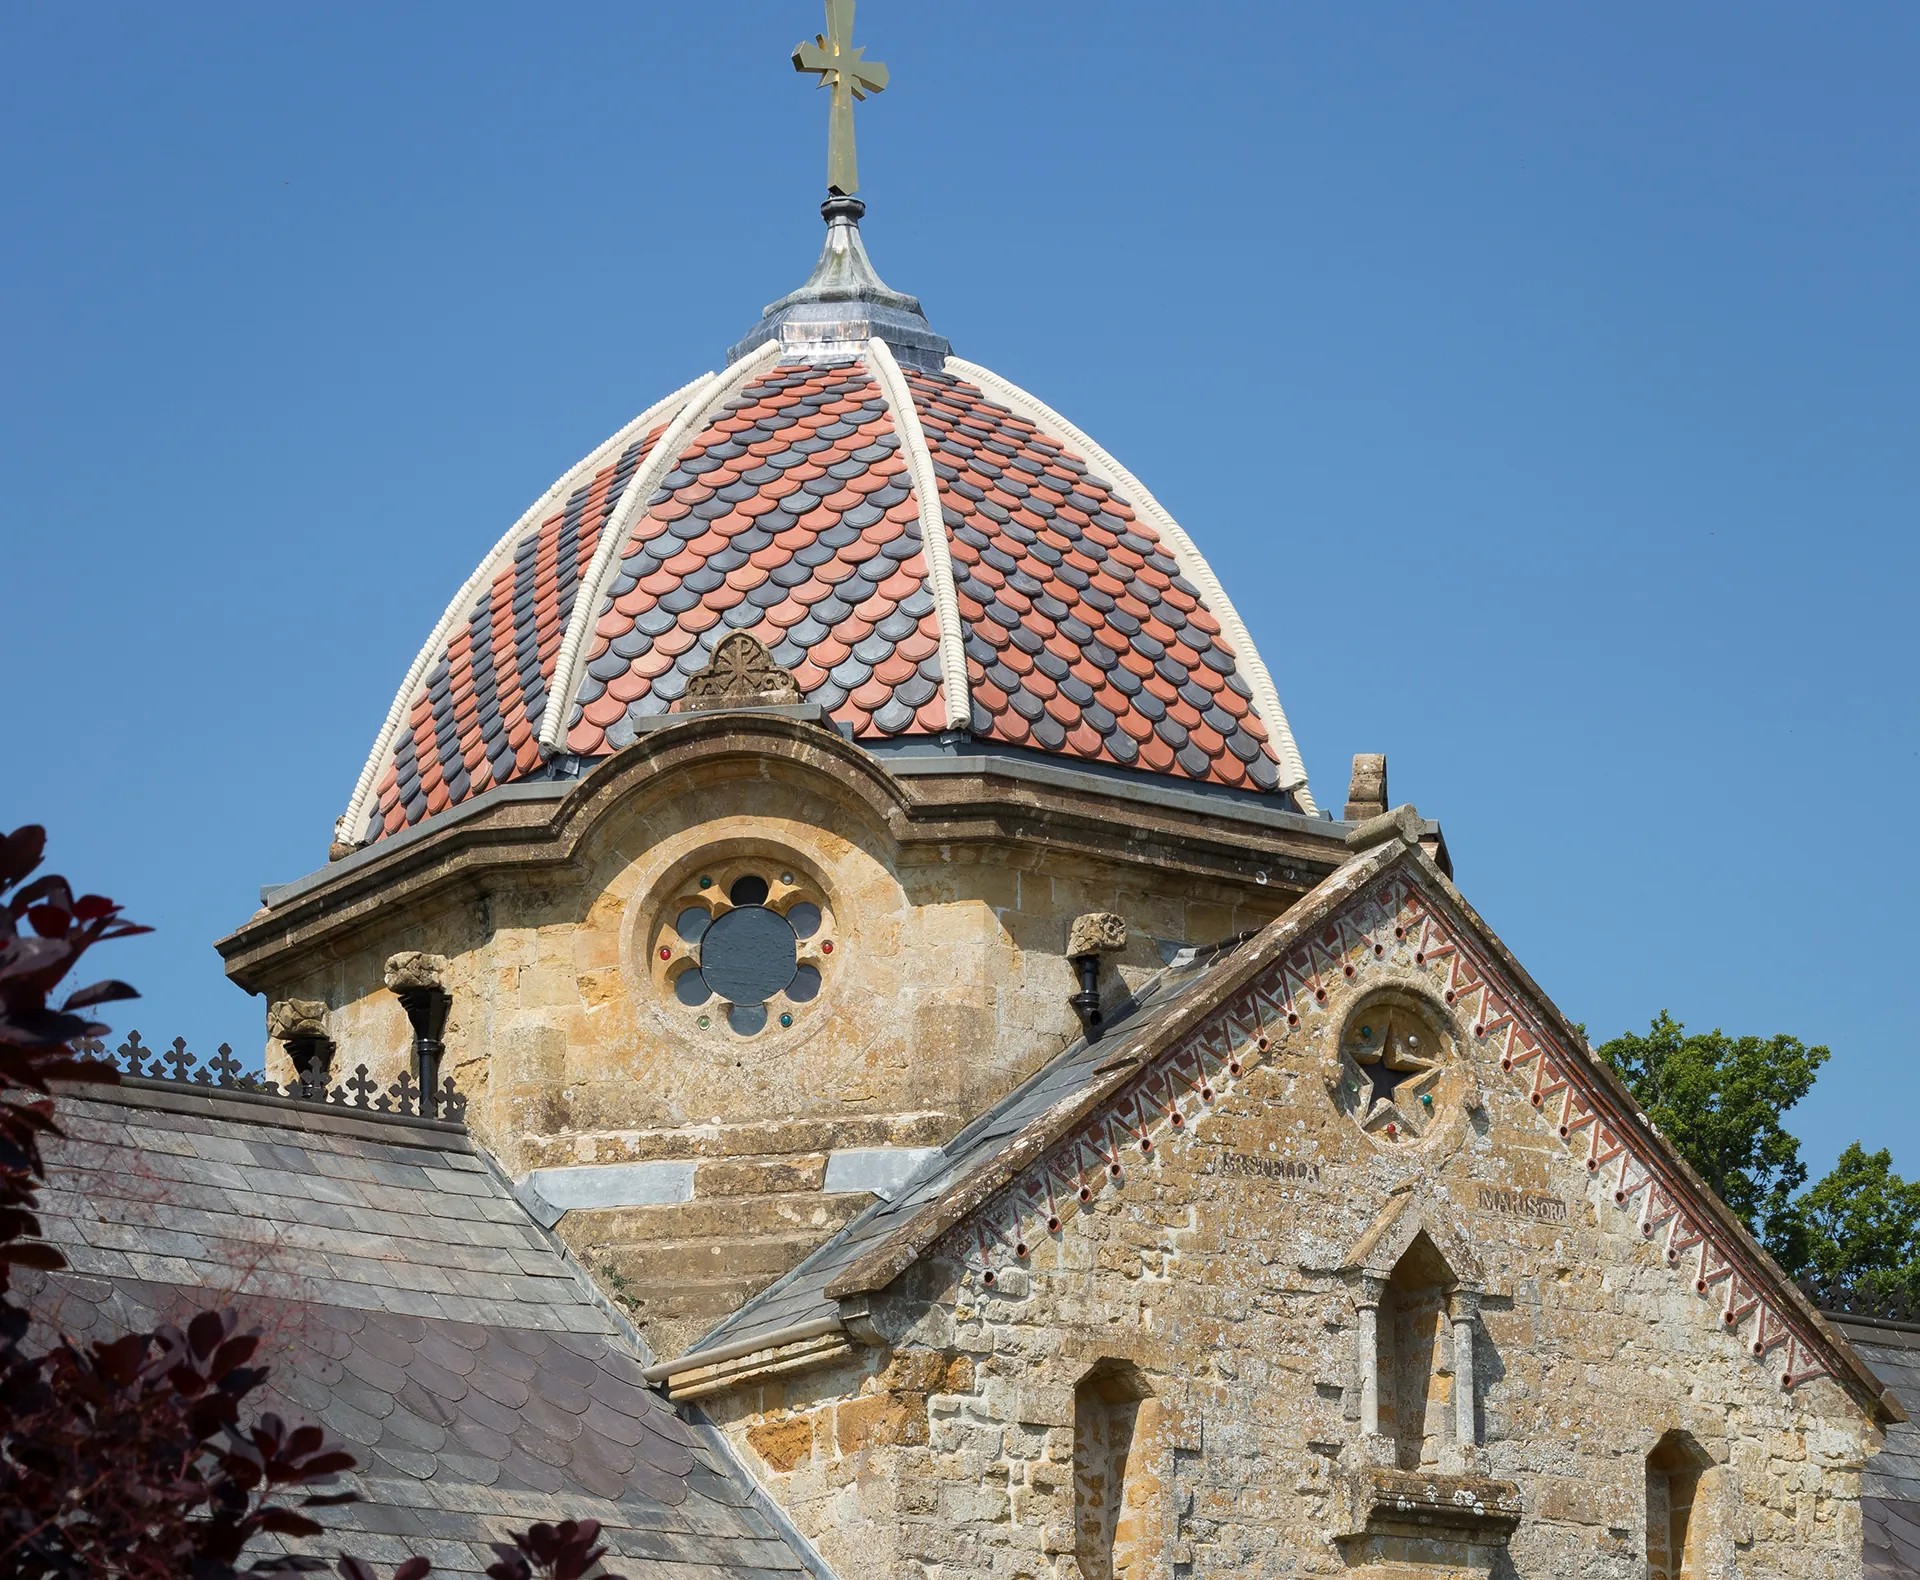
xmin=385 ymin=953 xmax=451 ymax=1117
xmin=266 ymin=999 xmax=333 ymax=1098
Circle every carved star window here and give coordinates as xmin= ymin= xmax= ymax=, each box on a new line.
xmin=1341 ymin=1006 xmax=1445 ymax=1143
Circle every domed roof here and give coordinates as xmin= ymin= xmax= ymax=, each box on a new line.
xmin=338 ymin=201 xmax=1314 ymax=849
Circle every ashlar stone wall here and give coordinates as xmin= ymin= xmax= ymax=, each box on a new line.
xmin=703 ymin=971 xmax=1875 ymax=1580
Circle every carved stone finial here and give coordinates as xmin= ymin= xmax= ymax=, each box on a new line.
xmin=676 ymin=632 xmax=804 ymax=714
xmin=266 ymin=1000 xmax=329 ymax=1042
xmin=1067 ymin=912 xmax=1127 ymax=961
xmin=384 ymin=952 xmax=449 ymax=992
xmin=1346 ymin=754 xmax=1388 ymax=823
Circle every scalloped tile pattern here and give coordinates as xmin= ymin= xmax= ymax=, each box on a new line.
xmin=905 ymin=367 xmax=1278 ymax=792
xmin=368 ymin=426 xmax=669 ymax=840
xmin=564 ymin=359 xmax=943 ymax=753
xmin=363 ymin=356 xmax=1288 ymax=844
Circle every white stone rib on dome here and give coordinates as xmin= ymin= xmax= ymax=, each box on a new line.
xmin=864 ymin=338 xmax=970 ymax=730
xmin=335 ymin=373 xmax=709 ymax=848
xmin=944 ymin=357 xmax=1317 ymax=814
xmin=540 ymin=340 xmax=784 ymax=757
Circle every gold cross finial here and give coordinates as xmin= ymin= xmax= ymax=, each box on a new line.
xmin=792 ymin=0 xmax=889 ymax=197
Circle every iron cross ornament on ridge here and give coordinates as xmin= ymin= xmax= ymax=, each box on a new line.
xmin=792 ymin=0 xmax=889 ymax=196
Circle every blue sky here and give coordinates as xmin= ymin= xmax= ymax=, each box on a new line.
xmin=3 ymin=3 xmax=1914 ymax=1184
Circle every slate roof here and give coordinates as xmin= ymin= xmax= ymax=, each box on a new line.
xmin=23 ymin=1082 xmax=822 ymax=1580
xmin=1834 ymin=1320 xmax=1920 ymax=1578
xmin=357 ymin=353 xmax=1292 ymax=845
xmin=662 ymin=939 xmax=1243 ymax=1370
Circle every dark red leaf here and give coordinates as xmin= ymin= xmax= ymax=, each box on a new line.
xmin=0 ymin=1239 xmax=67 ymax=1269
xmin=189 ymin=1309 xmax=227 ymax=1357
xmin=9 ymin=873 xmax=69 ymax=912
xmin=61 ymin=978 xmax=139 ymax=1011
xmin=257 ymin=1509 xmax=323 ymax=1537
xmin=1 ymin=825 xmax=47 ymax=884
xmin=25 ymin=904 xmax=71 ymax=939
xmin=394 ymin=1558 xmax=433 ymax=1580
xmin=337 ymin=1559 xmax=377 ymax=1580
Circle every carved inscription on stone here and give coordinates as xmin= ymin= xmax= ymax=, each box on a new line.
xmin=1477 ymin=1185 xmax=1568 ymax=1223
xmin=1221 ymin=1153 xmax=1322 ymax=1183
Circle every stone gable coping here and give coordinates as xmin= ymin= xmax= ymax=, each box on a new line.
xmin=826 ymin=839 xmax=1899 ymax=1424
xmin=818 ymin=844 xmax=1396 ymax=1301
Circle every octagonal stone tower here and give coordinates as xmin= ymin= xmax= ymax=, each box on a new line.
xmin=222 ymin=198 xmax=1353 ymax=1355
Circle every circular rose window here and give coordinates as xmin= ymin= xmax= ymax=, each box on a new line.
xmin=653 ymin=866 xmax=833 ymax=1036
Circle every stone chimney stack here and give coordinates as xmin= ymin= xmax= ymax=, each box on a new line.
xmin=1346 ymin=754 xmax=1388 ymax=823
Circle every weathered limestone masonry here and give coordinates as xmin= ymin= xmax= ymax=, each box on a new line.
xmin=686 ymin=832 xmax=1887 ymax=1580
xmin=220 ymin=715 xmax=1342 ymax=1353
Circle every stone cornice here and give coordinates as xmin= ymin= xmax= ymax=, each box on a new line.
xmin=220 ymin=717 xmax=1352 ymax=992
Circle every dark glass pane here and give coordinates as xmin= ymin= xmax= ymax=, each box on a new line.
xmin=786 ymin=965 xmax=822 ymax=1003
xmin=728 ymin=1002 xmax=768 ymax=1036
xmin=728 ymin=874 xmax=770 ymax=907
xmin=676 ymin=907 xmax=711 ymax=943
xmin=700 ymin=905 xmax=797 ymax=1003
xmin=786 ymin=902 xmax=822 ymax=939
xmin=673 ymin=970 xmax=710 ymax=1006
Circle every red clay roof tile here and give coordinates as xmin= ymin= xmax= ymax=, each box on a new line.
xmin=366 ymin=356 xmax=1290 ymax=842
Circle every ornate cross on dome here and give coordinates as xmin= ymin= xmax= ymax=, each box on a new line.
xmin=792 ymin=0 xmax=889 ymax=196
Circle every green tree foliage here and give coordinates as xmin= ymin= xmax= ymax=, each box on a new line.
xmin=1600 ymin=1011 xmax=1920 ymax=1307
xmin=1786 ymin=1143 xmax=1920 ymax=1305
xmin=1597 ymin=1011 xmax=1827 ymax=1258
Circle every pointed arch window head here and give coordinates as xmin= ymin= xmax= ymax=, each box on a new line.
xmin=654 ymin=864 xmax=833 ymax=1036
xmin=1376 ymin=1234 xmax=1460 ymax=1471
xmin=1346 ymin=1197 xmax=1489 ymax=1476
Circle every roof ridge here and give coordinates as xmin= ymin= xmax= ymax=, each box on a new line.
xmin=863 ymin=337 xmax=969 ymax=729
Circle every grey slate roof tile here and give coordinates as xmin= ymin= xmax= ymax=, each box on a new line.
xmin=25 ymin=1091 xmax=821 ymax=1580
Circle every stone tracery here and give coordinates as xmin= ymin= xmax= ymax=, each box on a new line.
xmin=653 ymin=861 xmax=833 ymax=1036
